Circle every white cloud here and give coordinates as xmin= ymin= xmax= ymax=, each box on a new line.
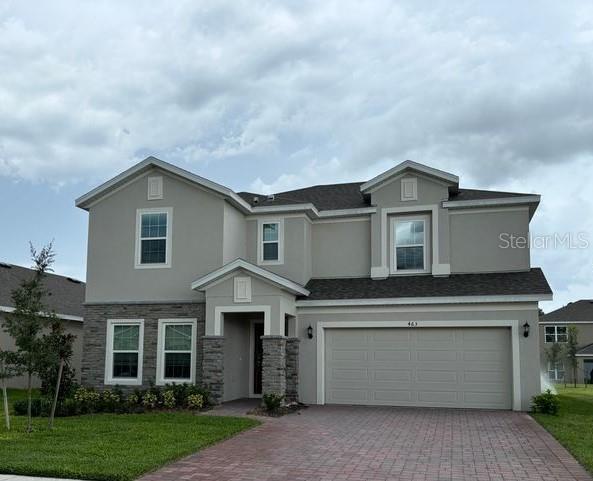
xmin=1 ymin=0 xmax=593 ymax=308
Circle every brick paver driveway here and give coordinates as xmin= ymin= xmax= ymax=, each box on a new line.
xmin=140 ymin=404 xmax=592 ymax=481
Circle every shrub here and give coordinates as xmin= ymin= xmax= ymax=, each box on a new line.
xmin=532 ymin=390 xmax=560 ymax=415
xmin=142 ymin=392 xmax=159 ymax=409
xmin=74 ymin=387 xmax=101 ymax=413
xmin=186 ymin=393 xmax=204 ymax=410
xmin=162 ymin=390 xmax=176 ymax=409
xmin=126 ymin=393 xmax=140 ymax=406
xmin=13 ymin=398 xmax=49 ymax=417
xmin=101 ymin=389 xmax=121 ymax=411
xmin=262 ymin=393 xmax=284 ymax=412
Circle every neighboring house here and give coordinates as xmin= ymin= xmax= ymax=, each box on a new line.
xmin=75 ymin=157 xmax=552 ymax=411
xmin=540 ymin=300 xmax=593 ymax=384
xmin=0 ymin=262 xmax=85 ymax=388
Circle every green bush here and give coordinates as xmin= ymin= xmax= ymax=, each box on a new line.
xmin=262 ymin=393 xmax=284 ymax=412
xmin=532 ymin=390 xmax=560 ymax=415
xmin=13 ymin=398 xmax=50 ymax=417
xmin=162 ymin=390 xmax=176 ymax=409
xmin=186 ymin=393 xmax=204 ymax=410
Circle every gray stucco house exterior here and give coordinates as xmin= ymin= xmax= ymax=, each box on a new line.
xmin=0 ymin=262 xmax=85 ymax=388
xmin=76 ymin=157 xmax=551 ymax=410
xmin=540 ymin=300 xmax=593 ymax=385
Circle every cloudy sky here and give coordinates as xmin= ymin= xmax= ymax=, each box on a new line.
xmin=1 ymin=0 xmax=592 ymax=312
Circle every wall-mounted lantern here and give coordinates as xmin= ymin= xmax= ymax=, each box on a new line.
xmin=523 ymin=322 xmax=530 ymax=338
xmin=307 ymin=325 xmax=313 ymax=339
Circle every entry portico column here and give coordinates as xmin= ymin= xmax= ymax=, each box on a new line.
xmin=202 ymin=335 xmax=224 ymax=405
xmin=261 ymin=336 xmax=287 ymax=399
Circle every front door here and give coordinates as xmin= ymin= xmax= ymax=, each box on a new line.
xmin=253 ymin=323 xmax=264 ymax=395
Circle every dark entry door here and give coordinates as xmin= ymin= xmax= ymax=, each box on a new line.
xmin=253 ymin=323 xmax=264 ymax=395
xmin=586 ymin=360 xmax=593 ymax=385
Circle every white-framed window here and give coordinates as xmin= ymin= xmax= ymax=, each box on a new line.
xmin=257 ymin=219 xmax=284 ymax=265
xmin=156 ymin=319 xmax=197 ymax=385
xmin=391 ymin=215 xmax=429 ymax=274
xmin=545 ymin=325 xmax=568 ymax=343
xmin=547 ymin=360 xmax=565 ymax=381
xmin=105 ymin=319 xmax=144 ymax=385
xmin=135 ymin=207 xmax=173 ymax=268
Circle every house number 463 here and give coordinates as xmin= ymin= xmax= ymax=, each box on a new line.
xmin=408 ymin=321 xmax=418 ymax=327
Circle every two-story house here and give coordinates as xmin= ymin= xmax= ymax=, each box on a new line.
xmin=76 ymin=157 xmax=551 ymax=411
xmin=540 ymin=300 xmax=593 ymax=384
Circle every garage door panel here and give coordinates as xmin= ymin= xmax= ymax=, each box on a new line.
xmin=325 ymin=327 xmax=512 ymax=410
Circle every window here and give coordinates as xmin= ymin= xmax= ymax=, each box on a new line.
xmin=156 ymin=319 xmax=197 ymax=384
xmin=258 ymin=219 xmax=284 ymax=264
xmin=547 ymin=360 xmax=565 ymax=381
xmin=135 ymin=208 xmax=172 ymax=268
xmin=545 ymin=325 xmax=568 ymax=343
xmin=391 ymin=216 xmax=428 ymax=273
xmin=105 ymin=319 xmax=144 ymax=385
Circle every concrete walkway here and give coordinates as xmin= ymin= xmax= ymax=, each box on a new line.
xmin=0 ymin=476 xmax=84 ymax=481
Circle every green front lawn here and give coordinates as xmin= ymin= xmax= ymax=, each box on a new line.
xmin=532 ymin=385 xmax=593 ymax=475
xmin=0 ymin=408 xmax=259 ymax=481
xmin=5 ymin=388 xmax=40 ymax=413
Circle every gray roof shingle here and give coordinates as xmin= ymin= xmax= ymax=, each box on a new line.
xmin=238 ymin=185 xmax=536 ymax=212
xmin=540 ymin=299 xmax=593 ymax=323
xmin=0 ymin=263 xmax=85 ymax=318
xmin=577 ymin=343 xmax=593 ymax=356
xmin=300 ymin=268 xmax=551 ymax=301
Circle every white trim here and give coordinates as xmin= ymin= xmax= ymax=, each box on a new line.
xmin=104 ymin=319 xmax=144 ymax=386
xmin=540 ymin=321 xmax=593 ymax=325
xmin=257 ymin=219 xmax=284 ymax=265
xmin=361 ymin=160 xmax=458 ymax=193
xmin=315 ymin=319 xmax=522 ymax=411
xmin=147 ymin=176 xmax=163 ymax=200
xmin=376 ymin=205 xmax=439 ymax=278
xmin=213 ymin=305 xmax=271 ymax=336
xmin=448 ymin=206 xmax=530 ymax=216
xmin=134 ymin=207 xmax=173 ymax=269
xmin=576 ymin=353 xmax=593 ymax=357
xmin=76 ymin=156 xmax=252 ymax=213
xmin=191 ymin=258 xmax=310 ymax=297
xmin=313 ymin=217 xmax=371 ymax=224
xmin=547 ymin=360 xmax=565 ymax=381
xmin=443 ymin=195 xmax=540 ymax=209
xmin=391 ymin=215 xmax=430 ymax=275
xmin=297 ymin=294 xmax=552 ymax=308
xmin=0 ymin=305 xmax=83 ymax=322
xmin=317 ymin=207 xmax=377 ymax=218
xmin=249 ymin=319 xmax=264 ymax=398
xmin=233 ymin=277 xmax=252 ymax=303
xmin=156 ymin=318 xmax=197 ymax=385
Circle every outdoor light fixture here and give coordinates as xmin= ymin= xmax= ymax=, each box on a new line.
xmin=523 ymin=322 xmax=530 ymax=338
xmin=307 ymin=325 xmax=313 ymax=339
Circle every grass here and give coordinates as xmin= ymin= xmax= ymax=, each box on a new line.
xmin=0 ymin=394 xmax=260 ymax=481
xmin=532 ymin=385 xmax=593 ymax=475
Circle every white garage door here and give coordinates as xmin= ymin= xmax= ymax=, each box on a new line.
xmin=325 ymin=327 xmax=512 ymax=409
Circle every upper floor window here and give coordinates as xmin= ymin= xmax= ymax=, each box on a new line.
xmin=391 ymin=215 xmax=429 ymax=274
xmin=544 ymin=325 xmax=567 ymax=343
xmin=156 ymin=319 xmax=197 ymax=385
xmin=258 ymin=219 xmax=284 ymax=265
xmin=135 ymin=207 xmax=173 ymax=268
xmin=105 ymin=319 xmax=144 ymax=385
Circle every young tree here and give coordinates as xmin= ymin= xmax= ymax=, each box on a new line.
xmin=564 ymin=326 xmax=579 ymax=388
xmin=2 ymin=242 xmax=55 ymax=432
xmin=0 ymin=351 xmax=22 ymax=430
xmin=38 ymin=319 xmax=76 ymax=429
xmin=545 ymin=342 xmax=563 ymax=383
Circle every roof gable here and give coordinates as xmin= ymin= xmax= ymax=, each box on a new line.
xmin=75 ymin=156 xmax=252 ymax=212
xmin=191 ymin=258 xmax=310 ymax=297
xmin=360 ymin=160 xmax=459 ymax=194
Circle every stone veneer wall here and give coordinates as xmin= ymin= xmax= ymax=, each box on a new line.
xmin=202 ymin=336 xmax=224 ymax=404
xmin=82 ymin=302 xmax=205 ymax=391
xmin=261 ymin=336 xmax=287 ymax=398
xmin=285 ymin=337 xmax=300 ymax=403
